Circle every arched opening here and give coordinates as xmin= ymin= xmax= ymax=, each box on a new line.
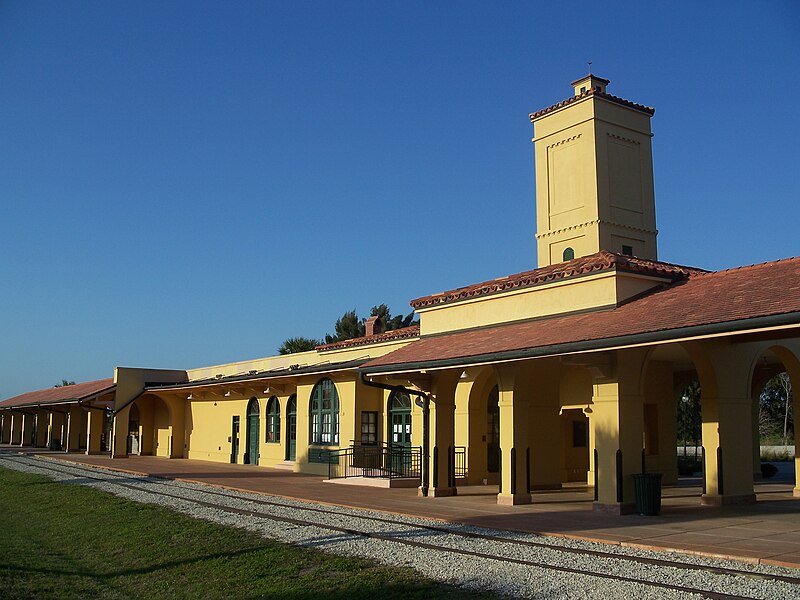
xmin=245 ymin=397 xmax=260 ymax=465
xmin=266 ymin=396 xmax=280 ymax=444
xmin=286 ymin=394 xmax=297 ymax=461
xmin=677 ymin=380 xmax=702 ymax=478
xmin=487 ymin=385 xmax=500 ymax=475
xmin=389 ymin=390 xmax=412 ymax=450
xmin=309 ymin=379 xmax=339 ymax=446
xmin=751 ymin=345 xmax=800 ymax=490
xmin=127 ymin=404 xmax=141 ymax=455
xmin=562 ymin=247 xmax=575 ymax=261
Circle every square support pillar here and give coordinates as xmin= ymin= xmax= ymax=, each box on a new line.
xmin=497 ymin=365 xmax=532 ymax=506
xmin=10 ymin=413 xmax=23 ymax=445
xmin=423 ymin=372 xmax=459 ymax=497
xmin=592 ymin=382 xmax=644 ymax=514
xmin=112 ymin=405 xmax=131 ymax=458
xmin=86 ymin=409 xmax=104 ymax=455
xmin=530 ymin=404 xmax=562 ymax=490
xmin=1 ymin=413 xmax=11 ymax=444
xmin=164 ymin=397 xmax=186 ymax=458
xmin=47 ymin=412 xmax=66 ymax=450
xmin=21 ymin=413 xmax=35 ymax=446
xmin=65 ymin=408 xmax=83 ymax=451
xmin=701 ymin=395 xmax=756 ymax=505
xmin=35 ymin=411 xmax=49 ymax=447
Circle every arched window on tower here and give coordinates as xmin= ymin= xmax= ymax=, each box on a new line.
xmin=563 ymin=247 xmax=575 ymax=261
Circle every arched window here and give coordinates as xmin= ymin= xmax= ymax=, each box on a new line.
xmin=563 ymin=247 xmax=575 ymax=261
xmin=309 ymin=378 xmax=339 ymax=445
xmin=266 ymin=396 xmax=280 ymax=443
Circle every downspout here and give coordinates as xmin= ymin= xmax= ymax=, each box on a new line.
xmin=359 ymin=372 xmax=431 ymax=497
xmin=111 ymin=391 xmax=145 ymax=416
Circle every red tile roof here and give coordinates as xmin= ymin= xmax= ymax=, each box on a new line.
xmin=529 ymin=88 xmax=655 ymax=121
xmin=364 ymin=257 xmax=800 ymax=371
xmin=410 ymin=251 xmax=705 ymax=309
xmin=0 ymin=378 xmax=115 ymax=409
xmin=316 ymin=326 xmax=420 ymax=352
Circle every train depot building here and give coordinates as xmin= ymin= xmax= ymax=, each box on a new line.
xmin=3 ymin=75 xmax=800 ymax=514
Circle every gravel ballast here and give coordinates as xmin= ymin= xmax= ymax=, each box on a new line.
xmin=2 ymin=452 xmax=799 ymax=600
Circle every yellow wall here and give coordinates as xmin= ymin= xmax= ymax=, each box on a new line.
xmin=417 ymin=270 xmax=669 ymax=337
xmin=532 ymin=83 xmax=657 ymax=266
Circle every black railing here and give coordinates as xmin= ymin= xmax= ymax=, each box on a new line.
xmin=453 ymin=446 xmax=467 ymax=479
xmin=328 ymin=444 xmax=422 ymax=480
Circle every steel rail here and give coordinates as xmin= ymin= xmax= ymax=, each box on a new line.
xmin=7 ymin=454 xmax=794 ymax=599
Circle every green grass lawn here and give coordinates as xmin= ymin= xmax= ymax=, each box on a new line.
xmin=0 ymin=466 xmax=502 ymax=600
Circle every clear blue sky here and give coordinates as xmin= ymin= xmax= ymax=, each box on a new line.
xmin=1 ymin=1 xmax=799 ymax=398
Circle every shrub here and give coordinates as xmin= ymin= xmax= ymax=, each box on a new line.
xmin=760 ymin=463 xmax=778 ymax=479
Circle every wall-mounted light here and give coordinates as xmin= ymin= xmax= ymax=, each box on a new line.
xmin=263 ymin=387 xmax=270 ymax=395
xmin=224 ymin=391 xmax=232 ymax=397
xmin=583 ymin=403 xmax=593 ymax=414
xmin=459 ymin=371 xmax=468 ymax=379
xmin=187 ymin=394 xmax=193 ymax=400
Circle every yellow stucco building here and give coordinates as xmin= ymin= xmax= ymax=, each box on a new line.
xmin=3 ymin=75 xmax=800 ymax=514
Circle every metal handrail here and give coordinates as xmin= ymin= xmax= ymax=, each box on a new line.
xmin=328 ymin=444 xmax=422 ymax=481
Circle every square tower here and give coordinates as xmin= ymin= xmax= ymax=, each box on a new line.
xmin=530 ymin=76 xmax=658 ymax=267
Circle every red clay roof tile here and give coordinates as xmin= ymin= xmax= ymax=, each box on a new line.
xmin=315 ymin=325 xmax=420 ymax=352
xmin=0 ymin=378 xmax=115 ymax=408
xmin=410 ymin=251 xmax=705 ymax=309
xmin=365 ymin=257 xmax=800 ymax=370
xmin=529 ymin=88 xmax=655 ymax=121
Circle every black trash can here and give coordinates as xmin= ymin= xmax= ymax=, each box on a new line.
xmin=633 ymin=473 xmax=663 ymax=516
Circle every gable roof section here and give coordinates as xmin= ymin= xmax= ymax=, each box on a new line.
xmin=0 ymin=378 xmax=116 ymax=409
xmin=410 ymin=251 xmax=705 ymax=310
xmin=363 ymin=257 xmax=800 ymax=372
xmin=315 ymin=325 xmax=420 ymax=352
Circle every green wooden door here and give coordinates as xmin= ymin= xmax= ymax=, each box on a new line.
xmin=389 ymin=391 xmax=412 ymax=473
xmin=231 ymin=416 xmax=240 ymax=464
xmin=246 ymin=399 xmax=259 ymax=465
xmin=286 ymin=395 xmax=297 ymax=461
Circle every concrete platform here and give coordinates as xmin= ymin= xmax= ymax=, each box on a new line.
xmin=7 ymin=447 xmax=800 ymax=569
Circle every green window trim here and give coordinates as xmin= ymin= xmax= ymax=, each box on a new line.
xmin=266 ymin=396 xmax=280 ymax=443
xmin=309 ymin=378 xmax=339 ymax=446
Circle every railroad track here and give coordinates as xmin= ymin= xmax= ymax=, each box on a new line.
xmin=2 ymin=452 xmax=799 ymax=600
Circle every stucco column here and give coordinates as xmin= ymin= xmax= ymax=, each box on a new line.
xmin=592 ymin=382 xmax=644 ymax=513
xmin=10 ymin=413 xmax=23 ymax=445
xmin=165 ymin=397 xmax=186 ymax=458
xmin=794 ymin=391 xmax=800 ymax=497
xmin=21 ymin=413 xmax=35 ymax=446
xmin=425 ymin=371 xmax=459 ymax=497
xmin=65 ymin=407 xmax=83 ymax=451
xmin=454 ymin=379 xmax=472 ymax=482
xmin=112 ymin=405 xmax=131 ymax=458
xmin=700 ymin=394 xmax=755 ymax=505
xmin=47 ymin=412 xmax=66 ymax=450
xmin=497 ymin=364 xmax=532 ymax=506
xmin=86 ymin=409 xmax=104 ymax=454
xmin=1 ymin=413 xmax=10 ymax=443
xmin=34 ymin=410 xmax=49 ymax=447
xmin=529 ymin=404 xmax=560 ymax=490
xmin=591 ymin=348 xmax=647 ymax=514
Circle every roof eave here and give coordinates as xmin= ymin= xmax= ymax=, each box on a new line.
xmin=359 ymin=312 xmax=800 ymax=375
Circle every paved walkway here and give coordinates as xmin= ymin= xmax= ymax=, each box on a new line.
xmin=7 ymin=447 xmax=800 ymax=569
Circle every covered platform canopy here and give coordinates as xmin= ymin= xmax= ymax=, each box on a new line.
xmin=0 ymin=378 xmax=116 ymax=453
